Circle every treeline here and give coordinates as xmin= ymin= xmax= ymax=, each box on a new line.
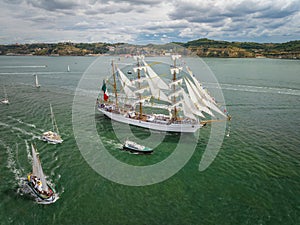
xmin=0 ymin=42 xmax=114 ymax=56
xmin=1 ymin=39 xmax=300 ymax=59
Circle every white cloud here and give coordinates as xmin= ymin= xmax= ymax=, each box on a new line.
xmin=0 ymin=0 xmax=299 ymax=44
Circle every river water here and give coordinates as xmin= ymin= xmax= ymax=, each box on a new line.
xmin=0 ymin=56 xmax=299 ymax=224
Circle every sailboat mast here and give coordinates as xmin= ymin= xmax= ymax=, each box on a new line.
xmin=49 ymin=103 xmax=59 ymax=134
xmin=137 ymin=58 xmax=142 ymax=119
xmin=112 ymin=60 xmax=118 ymax=107
xmin=50 ymin=103 xmax=55 ymax=132
xmin=4 ymin=86 xmax=7 ymax=99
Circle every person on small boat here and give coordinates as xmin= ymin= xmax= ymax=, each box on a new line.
xmin=37 ymin=181 xmax=43 ymax=192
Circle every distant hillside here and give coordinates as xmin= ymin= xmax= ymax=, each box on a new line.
xmin=1 ymin=39 xmax=300 ymax=59
xmin=175 ymin=38 xmax=300 ymax=59
xmin=0 ymin=42 xmax=113 ymax=56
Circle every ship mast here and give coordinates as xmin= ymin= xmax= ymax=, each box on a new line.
xmin=112 ymin=60 xmax=118 ymax=107
xmin=137 ymin=57 xmax=142 ymax=119
xmin=172 ymin=57 xmax=177 ymax=120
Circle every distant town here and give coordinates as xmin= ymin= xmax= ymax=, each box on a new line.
xmin=1 ymin=38 xmax=299 ymax=59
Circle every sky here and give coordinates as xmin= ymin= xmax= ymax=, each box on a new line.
xmin=0 ymin=0 xmax=300 ymax=44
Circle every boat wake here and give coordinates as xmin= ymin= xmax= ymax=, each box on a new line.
xmin=0 ymin=138 xmax=62 ymax=204
xmin=0 ymin=140 xmax=25 ymax=190
xmin=102 ymin=138 xmax=124 ymax=149
xmin=7 ymin=116 xmax=42 ymax=130
xmin=0 ymin=65 xmax=47 ymax=68
xmin=0 ymin=120 xmax=42 ymax=141
xmin=206 ymin=83 xmax=300 ymax=96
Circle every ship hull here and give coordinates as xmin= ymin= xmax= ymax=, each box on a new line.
xmin=123 ymin=145 xmax=153 ymax=154
xmin=98 ymin=107 xmax=202 ymax=133
xmin=27 ymin=181 xmax=56 ymax=202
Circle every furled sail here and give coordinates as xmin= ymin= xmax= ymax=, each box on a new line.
xmin=171 ymin=55 xmax=181 ymax=61
xmin=169 ymin=78 xmax=183 ymax=88
xmin=133 ymin=66 xmax=146 ymax=73
xmin=170 ymin=67 xmax=182 ymax=75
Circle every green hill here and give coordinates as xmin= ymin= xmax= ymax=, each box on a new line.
xmin=1 ymin=39 xmax=299 ymax=59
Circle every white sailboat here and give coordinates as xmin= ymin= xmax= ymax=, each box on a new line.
xmin=1 ymin=86 xmax=9 ymax=104
xmin=41 ymin=103 xmax=63 ymax=144
xmin=27 ymin=143 xmax=56 ymax=203
xmin=34 ymin=73 xmax=41 ymax=88
xmin=67 ymin=65 xmax=70 ymax=72
xmin=97 ymin=55 xmax=230 ymax=133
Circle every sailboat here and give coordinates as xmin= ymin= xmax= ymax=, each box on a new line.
xmin=41 ymin=103 xmax=63 ymax=144
xmin=67 ymin=65 xmax=70 ymax=72
xmin=1 ymin=86 xmax=9 ymax=104
xmin=27 ymin=143 xmax=56 ymax=203
xmin=97 ymin=55 xmax=230 ymax=133
xmin=33 ymin=73 xmax=41 ymax=88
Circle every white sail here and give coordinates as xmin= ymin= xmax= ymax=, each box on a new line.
xmin=143 ymin=60 xmax=169 ymax=90
xmin=134 ymin=86 xmax=150 ymax=95
xmin=184 ymin=78 xmax=214 ymax=116
xmin=117 ymin=67 xmax=135 ymax=88
xmin=145 ymin=74 xmax=170 ymax=103
xmin=181 ymin=88 xmax=205 ymax=118
xmin=186 ymin=66 xmax=226 ymax=117
xmin=67 ymin=65 xmax=70 ymax=72
xmin=34 ymin=74 xmax=40 ymax=88
xmin=182 ymin=101 xmax=197 ymax=120
xmin=168 ymin=89 xmax=183 ymax=99
xmin=120 ymin=81 xmax=136 ymax=99
xmin=131 ymin=77 xmax=148 ymax=85
xmin=31 ymin=144 xmax=49 ymax=192
xmin=116 ymin=68 xmax=136 ymax=98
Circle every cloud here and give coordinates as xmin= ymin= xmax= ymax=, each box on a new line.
xmin=27 ymin=0 xmax=79 ymax=11
xmin=168 ymin=0 xmax=300 ymax=41
xmin=0 ymin=0 xmax=299 ymax=44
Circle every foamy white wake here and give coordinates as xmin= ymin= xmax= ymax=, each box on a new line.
xmin=205 ymin=83 xmax=300 ymax=96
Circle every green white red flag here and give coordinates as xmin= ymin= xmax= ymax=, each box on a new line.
xmin=101 ymin=80 xmax=109 ymax=101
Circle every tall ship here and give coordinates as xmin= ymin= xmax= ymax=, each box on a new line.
xmin=97 ymin=55 xmax=230 ymax=133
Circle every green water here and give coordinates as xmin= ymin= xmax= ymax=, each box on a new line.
xmin=0 ymin=56 xmax=299 ymax=224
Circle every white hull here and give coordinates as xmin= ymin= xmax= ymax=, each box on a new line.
xmin=1 ymin=99 xmax=9 ymax=104
xmin=41 ymin=131 xmax=63 ymax=144
xmin=97 ymin=107 xmax=202 ymax=133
